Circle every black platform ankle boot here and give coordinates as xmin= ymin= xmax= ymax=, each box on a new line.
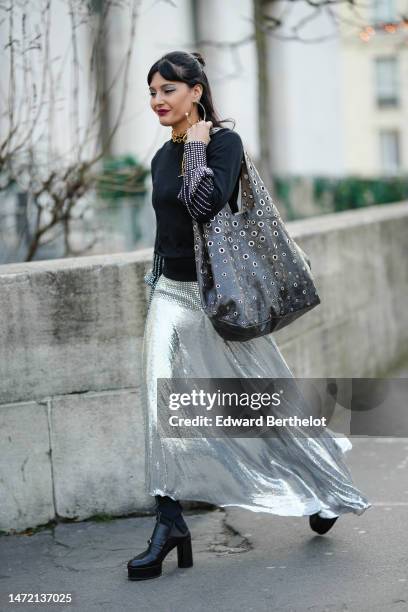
xmin=127 ymin=510 xmax=193 ymax=580
xmin=309 ymin=512 xmax=339 ymax=535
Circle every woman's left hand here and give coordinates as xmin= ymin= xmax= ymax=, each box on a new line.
xmin=186 ymin=120 xmax=213 ymax=145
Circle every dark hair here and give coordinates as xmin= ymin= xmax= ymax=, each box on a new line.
xmin=147 ymin=50 xmax=236 ymax=130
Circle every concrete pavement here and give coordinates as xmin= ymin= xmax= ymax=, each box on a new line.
xmin=1 ymin=434 xmax=407 ymax=612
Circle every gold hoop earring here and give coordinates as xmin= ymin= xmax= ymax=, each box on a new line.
xmin=185 ymin=99 xmax=207 ymax=125
xmin=196 ymin=100 xmax=207 ymax=122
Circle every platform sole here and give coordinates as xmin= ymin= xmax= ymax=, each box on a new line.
xmin=127 ymin=563 xmax=162 ymax=580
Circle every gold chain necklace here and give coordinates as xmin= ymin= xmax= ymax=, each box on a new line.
xmin=171 ymin=128 xmax=188 ymax=143
xmin=171 ymin=121 xmax=202 ymax=176
xmin=171 ymin=129 xmax=188 ymax=176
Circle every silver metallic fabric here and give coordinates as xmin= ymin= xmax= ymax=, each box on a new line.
xmin=141 ymin=274 xmax=372 ymax=518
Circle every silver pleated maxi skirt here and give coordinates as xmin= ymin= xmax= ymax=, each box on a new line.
xmin=141 ymin=273 xmax=372 ymax=518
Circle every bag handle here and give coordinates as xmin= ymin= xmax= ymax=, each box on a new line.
xmin=209 ymin=128 xmax=254 ymax=215
xmin=238 ymin=149 xmax=256 ymax=214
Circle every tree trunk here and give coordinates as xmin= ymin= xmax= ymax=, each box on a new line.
xmin=253 ymin=0 xmax=277 ymax=200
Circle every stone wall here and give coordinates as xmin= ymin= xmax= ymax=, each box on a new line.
xmin=1 ymin=203 xmax=407 ymax=532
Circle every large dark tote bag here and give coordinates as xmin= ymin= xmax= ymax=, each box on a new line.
xmin=192 ymin=139 xmax=321 ymax=342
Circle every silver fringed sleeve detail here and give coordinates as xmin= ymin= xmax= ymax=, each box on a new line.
xmin=144 ymin=252 xmax=164 ymax=310
xmin=177 ymin=141 xmax=215 ymax=222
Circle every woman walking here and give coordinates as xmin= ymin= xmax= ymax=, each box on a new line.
xmin=127 ymin=51 xmax=371 ymax=581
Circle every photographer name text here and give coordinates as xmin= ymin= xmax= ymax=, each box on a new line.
xmin=167 ymin=415 xmax=327 ymax=428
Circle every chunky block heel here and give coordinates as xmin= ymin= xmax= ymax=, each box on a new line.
xmin=177 ymin=535 xmax=193 ymax=568
xmin=127 ymin=511 xmax=193 ymax=580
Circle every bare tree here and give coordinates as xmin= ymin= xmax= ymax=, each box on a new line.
xmin=0 ymin=0 xmax=141 ymax=262
xmin=194 ymin=0 xmax=408 ymax=196
xmin=2 ymin=0 xmax=406 ymax=262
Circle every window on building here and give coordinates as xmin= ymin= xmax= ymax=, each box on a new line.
xmin=379 ymin=130 xmax=401 ymax=174
xmin=374 ymin=57 xmax=399 ymax=108
xmin=372 ymin=0 xmax=398 ymax=23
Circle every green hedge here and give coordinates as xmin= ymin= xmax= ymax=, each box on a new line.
xmin=313 ymin=175 xmax=408 ymax=212
xmin=274 ymin=175 xmax=408 ymax=219
xmin=96 ymin=155 xmax=149 ymax=200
